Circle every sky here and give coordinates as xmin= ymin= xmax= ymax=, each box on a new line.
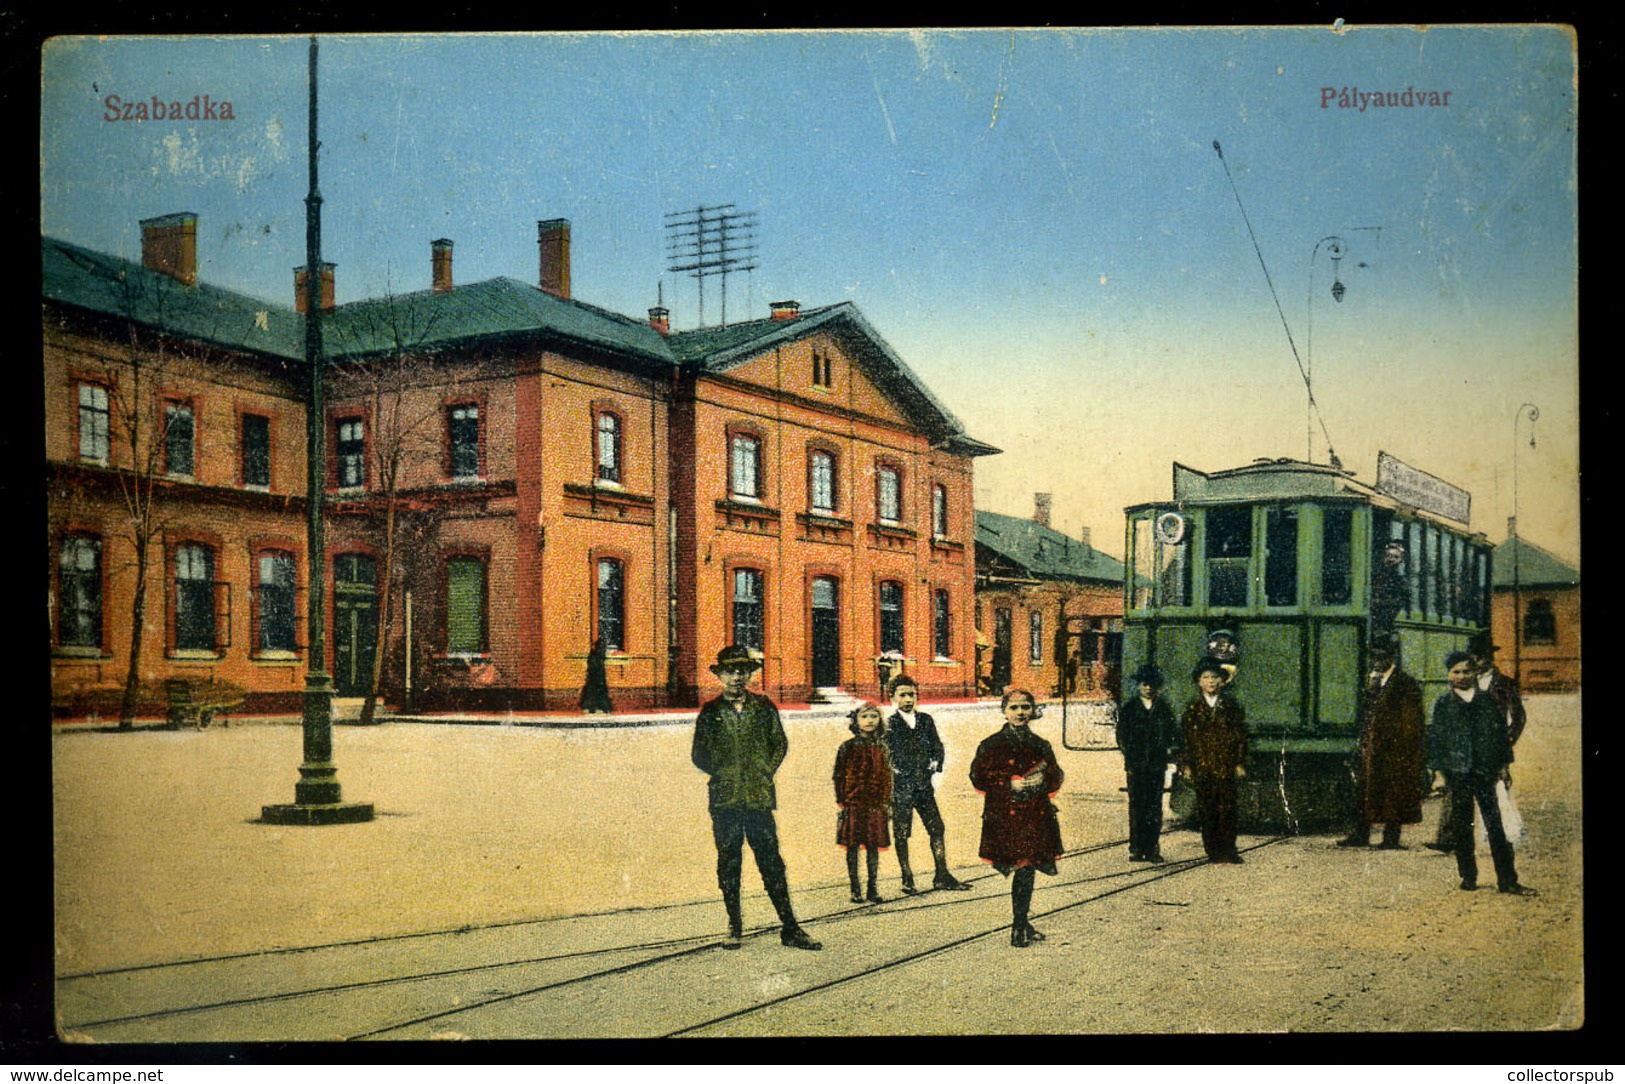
xmin=40 ymin=27 xmax=1579 ymax=565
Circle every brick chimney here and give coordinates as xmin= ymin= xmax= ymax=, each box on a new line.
xmin=648 ymin=306 xmax=670 ymax=336
xmin=537 ymin=218 xmax=571 ymax=299
xmin=769 ymin=299 xmax=801 ymax=321
xmin=293 ymin=263 xmax=336 ymax=313
xmin=1033 ymin=492 xmax=1052 ymax=529
xmin=140 ymin=212 xmax=198 ymax=286
xmin=1079 ymin=525 xmax=1092 ymax=551
xmin=431 ymin=238 xmax=454 ymax=293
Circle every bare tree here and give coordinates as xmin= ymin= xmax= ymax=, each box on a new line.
xmin=328 ymin=288 xmax=448 ymax=725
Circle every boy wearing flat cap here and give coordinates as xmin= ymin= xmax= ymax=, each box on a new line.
xmin=691 ymin=645 xmax=822 ymax=950
xmin=1118 ymin=663 xmax=1178 ymax=862
xmin=1179 ymin=658 xmax=1248 ymax=863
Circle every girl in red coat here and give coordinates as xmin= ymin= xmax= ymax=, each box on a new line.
xmin=970 ymin=688 xmax=1065 ymax=947
xmin=834 ymin=703 xmax=894 ymax=904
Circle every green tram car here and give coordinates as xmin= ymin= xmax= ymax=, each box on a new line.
xmin=1122 ymin=458 xmax=1493 ymax=831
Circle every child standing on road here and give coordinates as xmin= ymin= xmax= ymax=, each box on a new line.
xmin=834 ymin=703 xmax=894 ymax=904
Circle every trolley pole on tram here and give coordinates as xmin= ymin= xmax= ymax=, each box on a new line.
xmin=263 ymin=35 xmax=373 ymax=826
xmin=1511 ymin=403 xmax=1539 ymax=686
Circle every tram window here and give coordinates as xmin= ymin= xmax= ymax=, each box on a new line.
xmin=1131 ymin=517 xmax=1155 ymax=610
xmin=1322 ymin=507 xmax=1354 ymax=605
xmin=1207 ymin=506 xmax=1251 ymax=608
xmin=1264 ymin=507 xmax=1299 ymax=607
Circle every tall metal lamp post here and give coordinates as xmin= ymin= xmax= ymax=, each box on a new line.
xmin=264 ymin=36 xmax=373 ymax=826
xmin=1511 ymin=403 xmax=1539 ymax=686
xmin=1305 ymin=235 xmax=1347 ymax=464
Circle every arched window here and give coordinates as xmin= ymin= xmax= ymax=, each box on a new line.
xmin=1029 ymin=609 xmax=1044 ymax=664
xmin=596 ymin=411 xmax=622 ymax=484
xmin=809 ymin=450 xmax=836 ymax=514
xmin=876 ymin=464 xmax=901 ymax=524
xmin=448 ymin=403 xmax=481 ymax=480
xmin=174 ymin=544 xmax=217 ymax=652
xmin=732 ymin=568 xmax=765 ymax=650
xmin=257 ymin=550 xmax=297 ymax=653
xmin=58 ymin=534 xmax=102 ymax=648
xmin=78 ymin=384 xmax=110 ymax=464
xmin=336 ymin=417 xmax=366 ymax=489
xmin=878 ymin=581 xmax=904 ymax=654
xmin=933 ymin=589 xmax=952 ymax=659
xmin=932 ymin=485 xmax=949 ymax=539
xmin=164 ymin=400 xmax=195 ymax=478
xmin=730 ymin=432 xmax=761 ymax=499
xmin=597 ymin=558 xmax=625 ymax=651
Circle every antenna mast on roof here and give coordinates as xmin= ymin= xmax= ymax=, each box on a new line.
xmin=664 ymin=204 xmax=759 ymax=328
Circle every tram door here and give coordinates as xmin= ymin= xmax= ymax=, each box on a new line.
xmin=992 ymin=607 xmax=1013 ymax=693
xmin=811 ymin=576 xmax=841 ymax=688
xmin=333 ymin=554 xmax=378 ymax=697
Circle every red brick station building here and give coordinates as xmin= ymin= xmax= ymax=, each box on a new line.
xmin=46 ymin=214 xmax=999 ymax=714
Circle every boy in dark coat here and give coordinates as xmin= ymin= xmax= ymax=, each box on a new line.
xmin=691 ymin=645 xmax=822 ymax=950
xmin=1338 ymin=631 xmax=1426 ymax=849
xmin=1117 ymin=663 xmax=1177 ymax=862
xmin=1428 ymin=650 xmax=1536 ymax=896
xmin=885 ymin=674 xmax=973 ymax=894
xmin=1179 ymin=658 xmax=1248 ymax=864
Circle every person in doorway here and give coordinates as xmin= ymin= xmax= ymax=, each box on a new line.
xmin=1117 ymin=663 xmax=1178 ymax=862
xmin=833 ymin=702 xmax=893 ymax=904
xmin=885 ymin=674 xmax=973 ymax=894
xmin=969 ymin=688 xmax=1065 ymax=948
xmin=690 ymin=645 xmax=822 ymax=950
xmin=579 ymin=637 xmax=613 ymax=715
xmin=1337 ymin=632 xmax=1426 ymax=850
xmin=1427 ymin=650 xmax=1536 ymax=896
xmin=1179 ymin=658 xmax=1248 ymax=864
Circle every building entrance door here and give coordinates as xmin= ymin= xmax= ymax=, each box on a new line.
xmin=992 ymin=607 xmax=1013 ymax=694
xmin=811 ymin=576 xmax=841 ymax=688
xmin=334 ymin=554 xmax=378 ymax=697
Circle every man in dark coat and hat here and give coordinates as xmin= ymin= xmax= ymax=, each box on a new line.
xmin=691 ymin=645 xmax=822 ymax=950
xmin=1118 ymin=663 xmax=1178 ymax=862
xmin=1428 ymin=650 xmax=1536 ymax=895
xmin=1338 ymin=631 xmax=1426 ymax=849
xmin=1179 ymin=658 xmax=1248 ymax=863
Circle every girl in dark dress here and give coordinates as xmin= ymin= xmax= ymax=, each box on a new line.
xmin=834 ymin=702 xmax=894 ymax=904
xmin=970 ymin=688 xmax=1065 ymax=947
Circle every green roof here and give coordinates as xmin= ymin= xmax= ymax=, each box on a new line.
xmin=1492 ymin=537 xmax=1579 ymax=589
xmin=975 ymin=510 xmax=1128 ymax=585
xmin=42 ymin=237 xmax=306 ymax=361
xmin=326 ymin=278 xmax=676 ymax=365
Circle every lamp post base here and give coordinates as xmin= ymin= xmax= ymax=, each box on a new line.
xmin=261 ymin=800 xmax=375 ymax=825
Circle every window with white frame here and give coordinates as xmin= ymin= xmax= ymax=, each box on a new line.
xmin=730 ymin=433 xmax=761 ymax=500
xmin=78 ymin=384 xmax=110 ymax=464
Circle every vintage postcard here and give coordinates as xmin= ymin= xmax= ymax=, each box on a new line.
xmin=42 ymin=26 xmax=1580 ymax=1045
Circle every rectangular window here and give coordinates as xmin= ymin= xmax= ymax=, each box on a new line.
xmin=446 ymin=557 xmax=486 ymax=654
xmin=257 ymin=551 xmax=297 ymax=652
xmin=1321 ymin=507 xmax=1354 ymax=605
xmin=337 ymin=418 xmax=366 ymax=488
xmin=934 ymin=589 xmax=952 ymax=659
xmin=877 ymin=465 xmax=901 ymax=524
xmin=730 ymin=434 xmax=760 ymax=499
xmin=58 ymin=535 xmax=102 ymax=648
xmin=174 ymin=544 xmax=216 ymax=651
xmin=879 ymin=581 xmax=904 ymax=654
xmin=1523 ymin=599 xmax=1557 ymax=645
xmin=242 ymin=414 xmax=271 ymax=489
xmin=597 ymin=558 xmax=624 ymax=652
xmin=1206 ymin=506 xmax=1252 ymax=607
xmin=449 ymin=404 xmax=481 ymax=480
xmin=932 ymin=485 xmax=948 ymax=539
xmin=165 ymin=401 xmax=195 ymax=477
xmin=78 ymin=384 xmax=110 ymax=463
xmin=809 ymin=451 xmax=835 ymax=513
xmin=1264 ymin=507 xmax=1299 ymax=607
xmin=732 ymin=569 xmax=764 ymax=651
xmin=596 ymin=412 xmax=621 ymax=484
xmin=1029 ymin=609 xmax=1044 ymax=664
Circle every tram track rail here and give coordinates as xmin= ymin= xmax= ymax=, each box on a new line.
xmin=58 ymin=832 xmax=1291 ymax=1040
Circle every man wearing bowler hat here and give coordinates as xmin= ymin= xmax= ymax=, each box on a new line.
xmin=1179 ymin=657 xmax=1248 ymax=863
xmin=1337 ymin=631 xmax=1427 ymax=850
xmin=1118 ymin=663 xmax=1178 ymax=862
xmin=691 ymin=645 xmax=822 ymax=950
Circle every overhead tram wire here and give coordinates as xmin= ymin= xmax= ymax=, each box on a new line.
xmin=1212 ymin=140 xmax=1342 ymax=468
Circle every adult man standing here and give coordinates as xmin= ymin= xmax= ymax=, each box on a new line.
xmin=1179 ymin=658 xmax=1248 ymax=864
xmin=1470 ymin=631 xmax=1528 ymax=749
xmin=885 ymin=674 xmax=973 ymax=894
xmin=691 ymin=645 xmax=822 ymax=950
xmin=1117 ymin=663 xmax=1178 ymax=863
xmin=1337 ymin=632 xmax=1426 ymax=850
xmin=1428 ymin=650 xmax=1536 ymax=896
